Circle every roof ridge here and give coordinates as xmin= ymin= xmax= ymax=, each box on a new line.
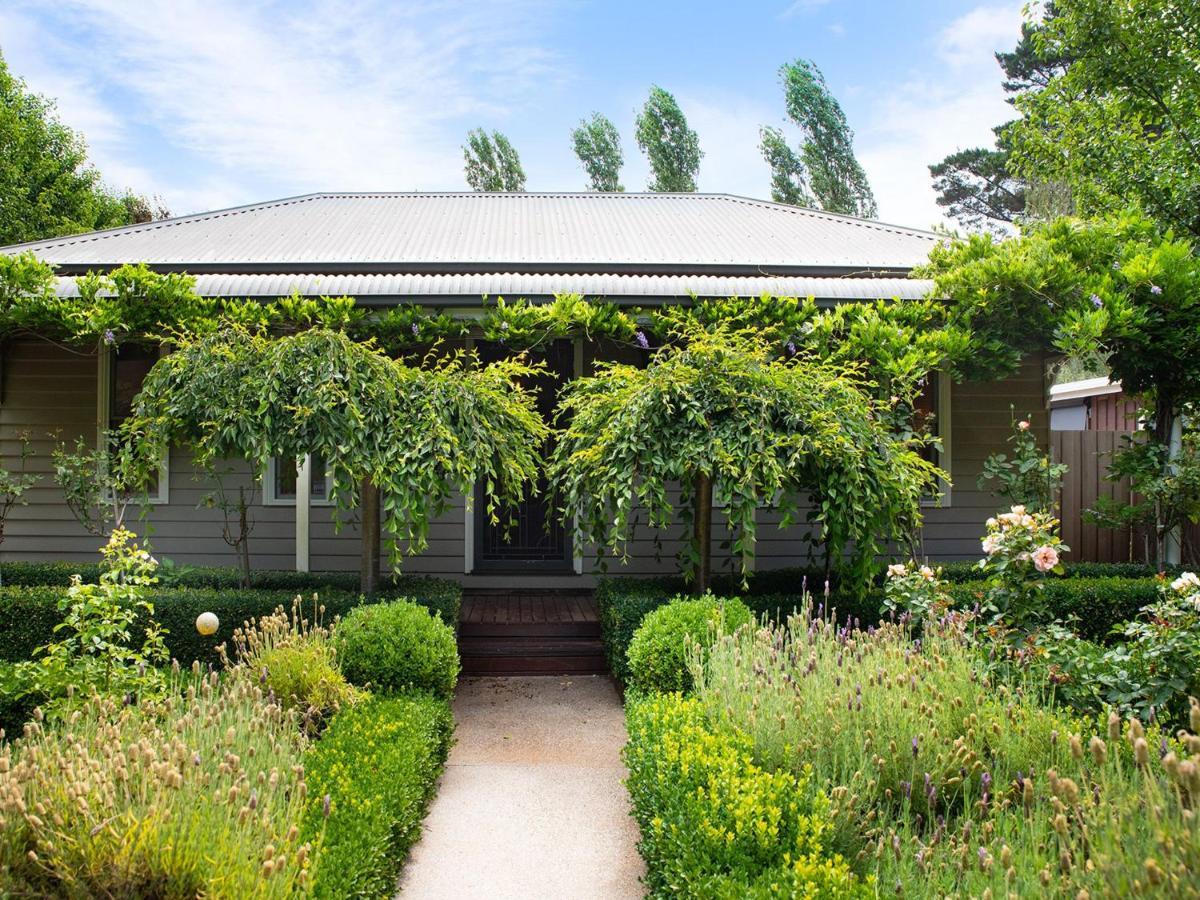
xmin=0 ymin=191 xmax=939 ymax=256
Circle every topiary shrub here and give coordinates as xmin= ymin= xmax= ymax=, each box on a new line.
xmin=333 ymin=600 xmax=459 ymax=698
xmin=627 ymin=594 xmax=752 ymax=694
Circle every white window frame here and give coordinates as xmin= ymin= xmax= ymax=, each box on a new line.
xmin=920 ymin=372 xmax=953 ymax=508
xmin=263 ymin=455 xmax=334 ymax=507
xmin=98 ymin=348 xmax=169 ymax=505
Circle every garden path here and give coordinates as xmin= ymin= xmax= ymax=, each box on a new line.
xmin=397 ymin=675 xmax=645 ymax=899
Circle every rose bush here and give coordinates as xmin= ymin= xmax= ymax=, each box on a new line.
xmin=978 ymin=504 xmax=1069 ymax=634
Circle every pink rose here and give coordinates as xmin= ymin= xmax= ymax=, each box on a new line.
xmin=1031 ymin=545 xmax=1059 ymax=573
xmin=1018 ymin=421 xmax=1030 ymax=431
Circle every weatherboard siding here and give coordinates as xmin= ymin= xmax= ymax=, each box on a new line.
xmin=0 ymin=339 xmax=1047 ymax=581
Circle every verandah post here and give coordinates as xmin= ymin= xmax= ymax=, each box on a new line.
xmin=360 ymin=476 xmax=381 ymax=594
xmin=693 ymin=472 xmax=713 ymax=595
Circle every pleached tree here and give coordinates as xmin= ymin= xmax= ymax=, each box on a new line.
xmin=125 ymin=327 xmax=548 ymax=591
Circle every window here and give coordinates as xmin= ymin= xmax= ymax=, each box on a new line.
xmin=914 ymin=372 xmax=952 ymax=506
xmin=264 ymin=455 xmax=332 ymax=506
xmin=101 ymin=345 xmax=169 ymax=504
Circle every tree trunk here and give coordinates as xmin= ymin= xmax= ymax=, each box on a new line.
xmin=693 ymin=472 xmax=713 ymax=595
xmin=237 ymin=488 xmax=252 ymax=589
xmin=360 ymin=477 xmax=381 ymax=595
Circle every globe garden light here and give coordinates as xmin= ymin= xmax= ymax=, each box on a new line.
xmin=195 ymin=611 xmax=220 ymax=636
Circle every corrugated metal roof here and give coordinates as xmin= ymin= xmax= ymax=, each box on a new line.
xmin=6 ymin=192 xmax=941 ymax=277
xmin=52 ymin=272 xmax=933 ymax=303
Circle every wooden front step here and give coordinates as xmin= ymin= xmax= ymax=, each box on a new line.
xmin=458 ymin=590 xmax=607 ymax=676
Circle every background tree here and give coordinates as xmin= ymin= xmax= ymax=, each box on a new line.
xmin=462 ymin=128 xmax=526 ymax=192
xmin=0 ymin=50 xmax=157 ymax=245
xmin=761 ymin=59 xmax=877 ymax=217
xmin=634 ymin=86 xmax=702 ymax=192
xmin=1008 ymin=0 xmax=1200 ymax=238
xmin=571 ymin=113 xmax=624 ymax=192
xmin=928 ymin=8 xmax=1072 ymax=232
xmin=548 ymin=330 xmax=939 ymax=594
xmin=758 ymin=126 xmax=811 ymax=207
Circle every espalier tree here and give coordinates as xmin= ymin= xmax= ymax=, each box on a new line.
xmin=547 ymin=329 xmax=941 ymax=594
xmin=125 ymin=327 xmax=547 ymax=591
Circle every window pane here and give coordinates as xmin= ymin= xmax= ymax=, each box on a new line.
xmin=111 ymin=346 xmax=159 ymax=429
xmin=274 ymin=455 xmax=328 ymax=501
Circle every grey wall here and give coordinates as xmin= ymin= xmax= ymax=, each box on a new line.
xmin=0 ymin=338 xmax=1047 ymax=581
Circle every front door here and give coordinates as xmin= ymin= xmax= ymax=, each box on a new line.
xmin=472 ymin=340 xmax=574 ymax=574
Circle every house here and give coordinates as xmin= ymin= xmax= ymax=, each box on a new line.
xmin=1049 ymin=377 xmax=1140 ymax=432
xmin=0 ymin=192 xmax=1049 ymax=586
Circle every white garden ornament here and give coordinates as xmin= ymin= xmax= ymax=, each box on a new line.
xmin=195 ymin=611 xmax=220 ymax=636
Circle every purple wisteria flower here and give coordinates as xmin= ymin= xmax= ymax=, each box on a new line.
xmin=635 ymin=331 xmax=650 ymax=350
xmin=1150 ymin=284 xmax=1163 ymax=295
xmin=1090 ymin=294 xmax=1103 ymax=309
xmin=103 ymin=328 xmax=116 ymax=346
xmin=786 ymin=341 xmax=796 ymax=355
xmin=411 ymin=322 xmax=420 ymax=336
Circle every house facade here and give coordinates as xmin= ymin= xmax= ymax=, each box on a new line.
xmin=0 ymin=192 xmax=1048 ymax=586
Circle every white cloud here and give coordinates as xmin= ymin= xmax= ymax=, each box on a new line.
xmin=780 ymin=0 xmax=832 ymax=17
xmin=854 ymin=2 xmax=1023 ymax=229
xmin=936 ymin=2 xmax=1024 ymax=69
xmin=2 ymin=0 xmax=567 ymax=214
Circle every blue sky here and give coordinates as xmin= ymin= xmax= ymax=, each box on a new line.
xmin=1 ymin=0 xmax=1027 ymax=229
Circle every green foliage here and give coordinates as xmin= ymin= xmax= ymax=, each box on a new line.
xmin=770 ymin=59 xmax=877 ymax=218
xmin=693 ymin=606 xmax=1200 ymax=896
xmin=128 ymin=327 xmax=547 ymax=568
xmin=334 ymin=600 xmax=460 ymax=698
xmin=0 ymin=49 xmax=151 ymax=245
xmin=978 ymin=413 xmax=1068 ymax=512
xmin=881 ymin=561 xmax=952 ymax=623
xmin=623 ymin=692 xmax=868 ymax=898
xmin=223 ymin=599 xmax=363 ymax=736
xmin=758 ymin=126 xmax=811 ymax=207
xmin=0 ymin=670 xmax=313 ymax=897
xmin=1008 ymin=0 xmax=1200 ymax=237
xmin=479 ymin=293 xmax=636 ymax=348
xmin=571 ymin=112 xmax=624 ymax=192
xmin=921 ymin=213 xmax=1200 ymax=401
xmin=627 ymin=595 xmax=751 ymax=694
xmin=50 ymin=434 xmax=150 ymax=537
xmin=549 ymin=330 xmax=941 ymax=589
xmin=14 ymin=529 xmax=169 ymax=715
xmin=929 ymin=144 xmax=1024 ymax=234
xmin=462 ymin=128 xmax=526 ymax=192
xmin=977 ymin=505 xmax=1069 ymax=634
xmin=635 ymin=86 xmax=702 ymax=192
xmin=0 ymin=579 xmax=460 ymax=670
xmin=1042 ymin=574 xmax=1200 ymax=726
xmin=301 ymin=693 xmax=453 ymax=899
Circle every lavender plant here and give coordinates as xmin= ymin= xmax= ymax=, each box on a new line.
xmin=0 ymin=664 xmax=315 ymax=897
xmin=689 ymin=600 xmax=1200 ymax=896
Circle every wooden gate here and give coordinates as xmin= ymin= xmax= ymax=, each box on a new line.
xmin=1053 ymin=431 xmax=1140 ymax=563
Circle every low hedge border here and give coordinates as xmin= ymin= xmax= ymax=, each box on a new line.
xmin=0 ymin=577 xmax=461 ymax=668
xmin=623 ymin=691 xmax=866 ymax=897
xmin=598 ymin=572 xmax=1165 ymax=683
xmin=302 ymin=692 xmax=454 ymax=898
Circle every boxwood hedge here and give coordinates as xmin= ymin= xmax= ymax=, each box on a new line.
xmin=0 ymin=576 xmax=461 ymax=668
xmin=598 ymin=571 xmax=1165 ymax=683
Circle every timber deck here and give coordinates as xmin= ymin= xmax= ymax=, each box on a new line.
xmin=458 ymin=590 xmax=606 ymax=676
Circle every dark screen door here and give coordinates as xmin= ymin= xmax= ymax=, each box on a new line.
xmin=473 ymin=340 xmax=574 ymax=574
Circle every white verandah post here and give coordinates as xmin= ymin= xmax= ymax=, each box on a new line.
xmin=296 ymin=454 xmax=311 ymax=572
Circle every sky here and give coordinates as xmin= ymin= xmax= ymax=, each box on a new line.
xmin=0 ymin=0 xmax=1028 ymax=231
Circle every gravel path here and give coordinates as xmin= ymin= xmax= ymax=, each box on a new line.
xmin=397 ymin=676 xmax=645 ymax=899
